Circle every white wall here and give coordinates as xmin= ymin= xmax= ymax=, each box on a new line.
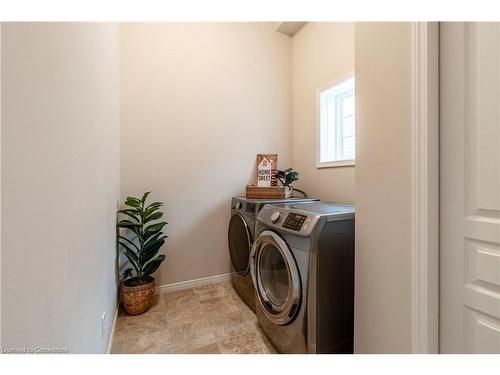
xmin=120 ymin=23 xmax=292 ymax=286
xmin=354 ymin=22 xmax=412 ymax=353
xmin=291 ymin=22 xmax=355 ymax=204
xmin=1 ymin=23 xmax=120 ymax=353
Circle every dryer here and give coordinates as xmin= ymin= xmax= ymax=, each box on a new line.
xmin=250 ymin=201 xmax=355 ymax=353
xmin=228 ymin=197 xmax=317 ymax=312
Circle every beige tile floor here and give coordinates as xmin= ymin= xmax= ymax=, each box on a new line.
xmin=111 ymin=280 xmax=277 ymax=354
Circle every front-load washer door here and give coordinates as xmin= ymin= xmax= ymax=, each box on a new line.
xmin=251 ymin=230 xmax=301 ymax=325
xmin=228 ymin=213 xmax=252 ymax=276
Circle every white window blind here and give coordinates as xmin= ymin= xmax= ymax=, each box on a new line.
xmin=317 ymin=75 xmax=355 ymax=167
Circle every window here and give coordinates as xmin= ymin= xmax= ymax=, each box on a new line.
xmin=317 ymin=74 xmax=355 ymax=168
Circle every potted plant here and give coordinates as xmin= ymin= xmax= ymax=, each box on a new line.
xmin=275 ymin=168 xmax=307 ymax=198
xmin=117 ymin=192 xmax=167 ymax=315
xmin=276 ymin=168 xmax=299 ymax=187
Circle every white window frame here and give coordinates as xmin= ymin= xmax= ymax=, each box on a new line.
xmin=316 ymin=72 xmax=356 ymax=169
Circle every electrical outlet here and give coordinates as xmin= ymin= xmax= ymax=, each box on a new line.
xmin=101 ymin=312 xmax=106 ymax=341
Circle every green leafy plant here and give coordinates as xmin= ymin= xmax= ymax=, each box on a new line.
xmin=276 ymin=168 xmax=299 ymax=187
xmin=117 ymin=192 xmax=167 ymax=285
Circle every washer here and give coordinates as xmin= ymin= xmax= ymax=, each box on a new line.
xmin=228 ymin=196 xmax=318 ymax=312
xmin=250 ymin=201 xmax=355 ymax=353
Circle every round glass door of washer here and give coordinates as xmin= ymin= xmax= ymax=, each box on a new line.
xmin=228 ymin=213 xmax=252 ymax=275
xmin=253 ymin=230 xmax=301 ymax=325
xmin=259 ymin=244 xmax=290 ymax=307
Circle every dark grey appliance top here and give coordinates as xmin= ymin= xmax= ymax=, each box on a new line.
xmin=272 ymin=201 xmax=355 ymax=222
xmin=233 ymin=196 xmax=319 ymax=204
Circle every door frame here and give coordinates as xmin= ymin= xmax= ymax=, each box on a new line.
xmin=410 ymin=22 xmax=440 ymax=353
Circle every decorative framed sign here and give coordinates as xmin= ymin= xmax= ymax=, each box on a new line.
xmin=256 ymin=154 xmax=278 ymax=187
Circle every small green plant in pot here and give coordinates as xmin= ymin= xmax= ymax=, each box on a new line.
xmin=275 ymin=168 xmax=299 ymax=187
xmin=275 ymin=168 xmax=307 ymax=198
xmin=117 ymin=192 xmax=167 ymax=315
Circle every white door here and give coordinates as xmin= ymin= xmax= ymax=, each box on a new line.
xmin=440 ymin=22 xmax=500 ymax=353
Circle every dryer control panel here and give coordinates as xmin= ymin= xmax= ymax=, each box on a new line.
xmin=282 ymin=213 xmax=307 ymax=231
xmin=257 ymin=205 xmax=321 ymax=237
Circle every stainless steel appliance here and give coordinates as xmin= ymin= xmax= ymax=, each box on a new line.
xmin=250 ymin=201 xmax=355 ymax=353
xmin=228 ymin=197 xmax=318 ymax=312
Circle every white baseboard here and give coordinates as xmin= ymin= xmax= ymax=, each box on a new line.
xmin=155 ymin=272 xmax=235 ymax=294
xmin=106 ymin=303 xmax=119 ymax=354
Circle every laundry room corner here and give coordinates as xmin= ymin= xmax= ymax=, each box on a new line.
xmin=119 ymin=23 xmax=293 ymax=289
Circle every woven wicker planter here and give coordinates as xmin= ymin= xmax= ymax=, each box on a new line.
xmin=120 ymin=277 xmax=155 ymax=315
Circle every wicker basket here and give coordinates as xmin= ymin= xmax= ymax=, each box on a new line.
xmin=246 ymin=185 xmax=292 ymax=199
xmin=120 ymin=278 xmax=155 ymax=315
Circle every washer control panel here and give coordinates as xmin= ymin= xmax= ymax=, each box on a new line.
xmin=282 ymin=213 xmax=307 ymax=231
xmin=257 ymin=205 xmax=320 ymax=236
